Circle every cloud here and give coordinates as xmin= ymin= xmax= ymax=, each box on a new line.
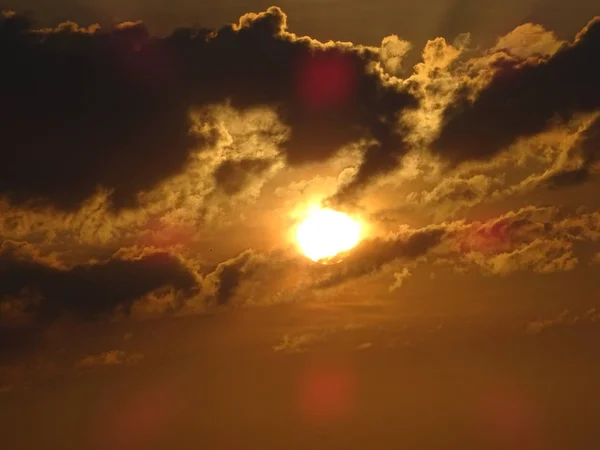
xmin=432 ymin=16 xmax=600 ymax=164
xmin=466 ymin=238 xmax=578 ymax=275
xmin=2 ymin=8 xmax=600 ymax=218
xmin=1 ymin=15 xmax=196 ymax=210
xmin=315 ymin=225 xmax=447 ymax=288
xmin=363 ymin=205 xmax=600 ymax=280
xmin=3 ymin=203 xmax=590 ymax=324
xmin=0 ymin=251 xmax=199 ymax=322
xmin=489 ymin=113 xmax=600 ymax=196
xmin=389 ymin=267 xmax=412 ymax=292
xmin=491 ymin=23 xmax=565 ymax=60
xmin=128 ymin=285 xmax=188 ymax=319
xmin=1 ymin=240 xmax=67 ymax=270
xmin=356 ymin=342 xmax=373 ymax=350
xmin=525 ymin=308 xmax=600 ymax=334
xmin=0 ymin=103 xmax=288 ymax=252
xmin=201 ymin=250 xmax=267 ymax=306
xmin=0 ymin=7 xmax=417 ymax=210
xmin=75 ymin=350 xmax=144 ymax=368
xmin=3 ymin=7 xmax=600 ymax=331
xmin=443 ymin=205 xmax=600 ymax=274
xmin=544 ymin=115 xmax=600 ymax=188
xmin=380 ymin=35 xmax=412 ymax=75
xmin=454 ymin=206 xmax=557 ymax=252
xmin=405 ymin=173 xmax=504 ymax=219
xmin=272 ymin=322 xmax=370 ymax=353
xmin=138 ymin=103 xmax=288 ymax=223
xmin=2 ymin=9 xmax=599 ymax=263
xmin=213 ymin=159 xmax=275 ymax=196
xmin=273 ymin=333 xmax=321 ymax=353
xmin=401 ymin=34 xmax=469 ymax=150
xmin=525 ymin=310 xmax=577 ymax=334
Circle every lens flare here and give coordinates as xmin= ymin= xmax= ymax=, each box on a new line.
xmin=296 ymin=208 xmax=361 ymax=263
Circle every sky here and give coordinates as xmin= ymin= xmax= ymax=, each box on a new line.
xmin=1 ymin=1 xmax=600 ymax=448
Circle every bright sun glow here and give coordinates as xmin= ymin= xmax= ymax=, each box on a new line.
xmin=296 ymin=208 xmax=362 ymax=263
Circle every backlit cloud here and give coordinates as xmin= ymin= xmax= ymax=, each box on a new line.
xmin=432 ymin=17 xmax=600 ymax=164
xmin=0 ymin=7 xmax=417 ymax=211
xmin=1 ymin=6 xmax=600 ymax=331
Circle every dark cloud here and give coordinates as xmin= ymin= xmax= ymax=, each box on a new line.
xmin=329 ymin=125 xmax=408 ymax=204
xmin=0 ymin=7 xmax=416 ymax=210
xmin=317 ymin=205 xmax=599 ymax=286
xmin=577 ymin=117 xmax=600 ymax=165
xmin=213 ymin=158 xmax=273 ymax=196
xmin=545 ymin=167 xmax=591 ymax=189
xmin=432 ymin=17 xmax=600 ymax=164
xmin=0 ymin=250 xmax=198 ymax=322
xmin=315 ymin=227 xmax=446 ymax=288
xmin=1 ymin=15 xmax=196 ymax=210
xmin=214 ymin=255 xmax=250 ymax=305
xmin=202 ymin=250 xmax=265 ymax=306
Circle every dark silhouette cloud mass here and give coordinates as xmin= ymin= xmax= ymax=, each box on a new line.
xmin=432 ymin=17 xmax=600 ymax=163
xmin=0 ymin=7 xmax=416 ymax=210
xmin=0 ymin=249 xmax=198 ymax=321
xmin=314 ymin=227 xmax=448 ymax=288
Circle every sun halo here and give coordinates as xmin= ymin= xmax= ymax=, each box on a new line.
xmin=295 ymin=207 xmax=362 ymax=263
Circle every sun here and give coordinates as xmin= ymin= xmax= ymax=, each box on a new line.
xmin=296 ymin=207 xmax=362 ymax=263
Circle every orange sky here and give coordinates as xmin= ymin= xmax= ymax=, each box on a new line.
xmin=1 ymin=3 xmax=600 ymax=449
